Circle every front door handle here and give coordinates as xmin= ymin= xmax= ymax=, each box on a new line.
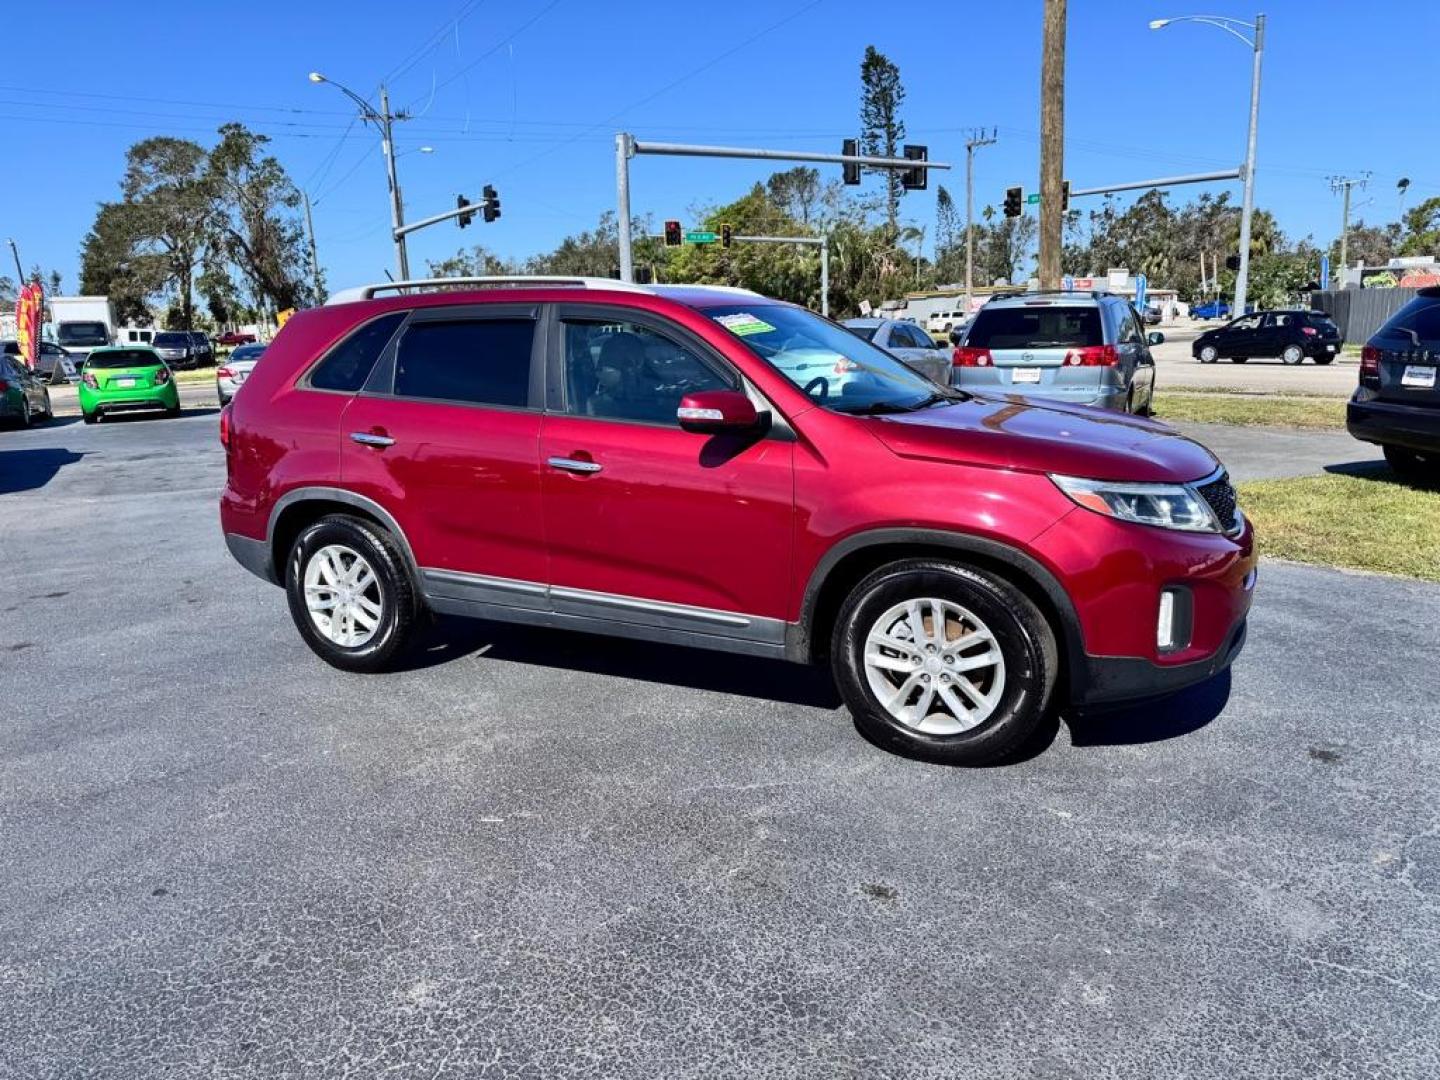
xmin=350 ymin=431 xmax=395 ymax=448
xmin=547 ymin=456 xmax=602 ymax=475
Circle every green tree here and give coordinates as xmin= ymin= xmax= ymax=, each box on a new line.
xmin=766 ymin=167 xmax=823 ymax=227
xmin=79 ymin=201 xmax=160 ymax=325
xmin=859 ymin=45 xmax=906 ymax=236
xmin=1329 ymin=219 xmax=1401 ymax=271
xmin=121 ymin=136 xmax=212 ymax=329
xmin=1400 ymin=197 xmax=1440 ymax=257
xmin=933 ymin=185 xmax=965 ymax=283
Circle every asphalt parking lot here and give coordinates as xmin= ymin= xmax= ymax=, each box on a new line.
xmin=1150 ymin=321 xmax=1360 ymax=395
xmin=3 ymin=411 xmax=1437 ymax=1079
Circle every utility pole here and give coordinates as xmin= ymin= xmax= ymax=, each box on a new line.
xmin=1037 ymin=0 xmax=1067 ymax=288
xmin=378 ymin=86 xmax=409 ymax=281
xmin=964 ymin=128 xmax=997 ymax=312
xmin=1329 ymin=173 xmax=1370 ymax=284
xmin=7 ymin=237 xmax=23 ymax=284
xmin=302 ymin=191 xmax=324 ymax=304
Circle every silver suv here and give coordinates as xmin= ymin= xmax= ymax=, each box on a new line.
xmin=953 ymin=291 xmax=1159 ymax=413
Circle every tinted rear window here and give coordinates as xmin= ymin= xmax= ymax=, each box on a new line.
xmin=309 ymin=312 xmax=405 ymax=392
xmin=87 ymin=350 xmax=160 ymax=369
xmin=1376 ymin=297 xmax=1440 ymax=342
xmin=394 ymin=319 xmax=534 ymax=407
xmin=965 ymin=306 xmax=1104 ymax=349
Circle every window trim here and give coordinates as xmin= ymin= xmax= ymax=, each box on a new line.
xmin=547 ymin=302 xmax=743 ymax=429
xmin=298 ymin=310 xmax=409 ymax=397
xmin=370 ymin=303 xmax=545 ymax=412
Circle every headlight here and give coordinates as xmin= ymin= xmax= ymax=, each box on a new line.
xmin=1050 ymin=474 xmax=1221 ymax=533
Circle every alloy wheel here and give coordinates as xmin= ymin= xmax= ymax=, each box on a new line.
xmin=862 ymin=598 xmax=1006 ymax=735
xmin=303 ymin=543 xmax=383 ymax=647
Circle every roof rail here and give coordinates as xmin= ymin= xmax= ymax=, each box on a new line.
xmin=987 ymin=288 xmax=1110 ymax=303
xmin=326 ymin=276 xmax=655 ymax=306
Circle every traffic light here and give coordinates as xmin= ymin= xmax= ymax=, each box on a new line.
xmin=1062 ymin=179 xmax=1070 ymax=212
xmin=900 ymin=144 xmax=928 ymax=191
xmin=720 ymin=223 xmax=733 ymax=248
xmin=456 ymin=194 xmax=474 ymax=228
xmin=842 ymin=138 xmax=860 ymax=185
xmin=482 ymin=184 xmax=500 ymax=223
xmin=1004 ymin=186 xmax=1023 ymax=218
xmin=664 ymin=219 xmax=683 ymax=247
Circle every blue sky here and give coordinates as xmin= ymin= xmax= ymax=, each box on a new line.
xmin=2 ymin=0 xmax=1435 ymax=295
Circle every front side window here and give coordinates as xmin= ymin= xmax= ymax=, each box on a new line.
xmin=1230 ymin=315 xmax=1262 ymax=332
xmin=309 ymin=312 xmax=405 ymax=393
xmin=393 ymin=318 xmax=534 ymax=407
xmin=705 ymin=303 xmax=950 ymax=415
xmin=563 ymin=319 xmax=730 ymax=424
xmin=57 ymin=322 xmax=109 ymax=347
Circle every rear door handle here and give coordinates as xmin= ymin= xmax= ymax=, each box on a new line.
xmin=547 ymin=456 xmax=602 ymax=475
xmin=350 ymin=431 xmax=395 ymax=448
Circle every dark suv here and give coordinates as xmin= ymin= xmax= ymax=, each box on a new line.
xmin=1348 ymin=286 xmax=1440 ymax=478
xmin=220 ymin=277 xmax=1255 ymax=766
xmin=1193 ymin=310 xmax=1342 ymax=365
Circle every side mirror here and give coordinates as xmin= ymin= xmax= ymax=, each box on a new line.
xmin=677 ymin=389 xmax=760 ymax=434
xmin=948 ymin=330 xmax=964 ymax=346
xmin=1147 ymin=331 xmax=1165 ymax=345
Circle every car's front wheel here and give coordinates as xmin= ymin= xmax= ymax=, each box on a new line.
xmin=1198 ymin=345 xmax=1219 ymax=363
xmin=285 ymin=514 xmax=421 ymax=673
xmin=831 ymin=560 xmax=1058 ymax=766
xmin=1281 ymin=345 xmax=1304 ymax=365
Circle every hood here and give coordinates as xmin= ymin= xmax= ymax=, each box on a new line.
xmin=864 ymin=394 xmax=1220 ymax=483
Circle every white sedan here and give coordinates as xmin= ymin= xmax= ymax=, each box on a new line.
xmin=216 ymin=343 xmax=265 ymax=405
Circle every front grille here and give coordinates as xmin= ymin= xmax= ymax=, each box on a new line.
xmin=1197 ymin=471 xmax=1239 ymax=533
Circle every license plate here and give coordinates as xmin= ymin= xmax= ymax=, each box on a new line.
xmin=1325 ymin=344 xmax=1336 ymax=352
xmin=1401 ymin=365 xmax=1437 ymax=389
xmin=1011 ymin=368 xmax=1042 ymax=384
xmin=116 ymin=377 xmax=137 ymax=388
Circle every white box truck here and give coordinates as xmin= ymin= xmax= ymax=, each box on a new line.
xmin=47 ymin=296 xmax=116 ymax=367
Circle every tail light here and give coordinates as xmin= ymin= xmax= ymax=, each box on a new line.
xmin=953 ymin=347 xmax=993 ymax=367
xmin=219 ymin=403 xmax=232 ymax=448
xmin=154 ymin=367 xmax=172 ymax=384
xmin=0 ymin=379 xmax=8 ymax=393
xmin=1360 ymin=345 xmax=1381 ymax=383
xmin=1064 ymin=344 xmax=1120 ymax=367
xmin=1301 ymin=326 xmax=1317 ymax=337
xmin=216 ymin=366 xmax=234 ymax=380
xmin=82 ymin=373 xmax=99 ymax=389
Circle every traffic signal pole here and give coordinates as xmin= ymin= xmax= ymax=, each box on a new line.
xmin=732 ymin=235 xmax=831 ymax=317
xmin=615 ymin=134 xmax=951 ymax=283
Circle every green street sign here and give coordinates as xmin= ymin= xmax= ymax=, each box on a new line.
xmin=685 ymin=230 xmax=718 ymax=244
xmin=1025 ymin=193 xmax=1041 ymax=205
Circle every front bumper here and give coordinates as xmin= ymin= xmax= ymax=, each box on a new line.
xmin=80 ymin=382 xmax=180 ymax=415
xmin=1347 ymin=392 xmax=1440 ymax=453
xmin=1075 ymin=617 xmax=1248 ymax=706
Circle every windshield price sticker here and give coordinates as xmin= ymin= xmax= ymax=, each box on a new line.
xmin=715 ymin=313 xmax=776 ymax=337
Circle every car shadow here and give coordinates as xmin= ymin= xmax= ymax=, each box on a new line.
xmin=402 ymin=615 xmax=844 ymax=709
xmin=1063 ymin=669 xmax=1231 ymax=747
xmin=1325 ymin=459 xmax=1437 ymax=489
xmin=95 ymin=406 xmax=221 ymax=424
xmin=0 ymin=447 xmax=86 ymax=494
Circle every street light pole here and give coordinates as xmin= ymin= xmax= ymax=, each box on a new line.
xmin=309 ymin=72 xmax=410 ymax=281
xmin=1148 ymin=13 xmax=1264 ymax=314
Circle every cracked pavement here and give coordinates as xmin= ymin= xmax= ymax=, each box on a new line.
xmin=1 ymin=411 xmax=1436 ymax=1078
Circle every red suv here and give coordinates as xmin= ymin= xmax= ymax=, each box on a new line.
xmin=220 ymin=278 xmax=1255 ymax=765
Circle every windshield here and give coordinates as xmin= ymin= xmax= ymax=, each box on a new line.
xmin=87 ymin=349 xmax=161 ymax=369
xmin=705 ymin=303 xmax=954 ymax=414
xmin=965 ymin=306 xmax=1103 ymax=349
xmin=56 ymin=322 xmax=109 ymax=347
xmin=153 ymin=333 xmax=188 ymax=347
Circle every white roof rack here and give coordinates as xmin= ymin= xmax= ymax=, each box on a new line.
xmin=326 ymin=276 xmax=655 ymax=306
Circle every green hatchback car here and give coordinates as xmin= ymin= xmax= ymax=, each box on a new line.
xmin=78 ymin=347 xmax=181 ymax=423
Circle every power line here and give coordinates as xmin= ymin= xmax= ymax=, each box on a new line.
xmin=384 ymin=0 xmax=490 ymax=85
xmin=419 ymin=0 xmax=567 ymax=104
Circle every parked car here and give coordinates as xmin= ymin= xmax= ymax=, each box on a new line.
xmin=220 ymin=276 xmax=1254 ymax=767
xmin=216 ymin=331 xmax=257 ymax=347
xmin=1193 ymin=310 xmax=1342 ymax=365
xmin=78 ymin=346 xmax=180 ymax=423
xmin=952 ymin=291 xmax=1159 ymax=413
xmin=151 ymin=331 xmax=200 ymax=370
xmin=216 ymin=343 xmax=265 ymax=405
xmin=189 ymin=332 xmax=216 ymax=367
xmin=1142 ymin=304 xmax=1163 ymax=326
xmin=925 ymin=309 xmax=966 ymax=336
xmin=842 ymin=317 xmax=952 ymax=383
xmin=1191 ymin=300 xmax=1231 ymax=320
xmin=1347 ymin=286 xmax=1440 ymax=479
xmin=0 ymin=352 xmax=53 ymax=427
xmin=2 ymin=339 xmax=74 ymax=382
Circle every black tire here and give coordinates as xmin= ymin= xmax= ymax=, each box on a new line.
xmin=1384 ymin=445 xmax=1440 ymax=482
xmin=1281 ymin=345 xmax=1304 ymax=366
xmin=1314 ymin=354 xmax=1334 ymax=366
xmin=165 ymin=405 xmax=182 ymax=417
xmin=82 ymin=411 xmax=98 ymax=425
xmin=284 ymin=514 xmax=421 ymax=673
xmin=16 ymin=398 xmax=31 ymax=429
xmin=830 ymin=559 xmax=1058 ymax=766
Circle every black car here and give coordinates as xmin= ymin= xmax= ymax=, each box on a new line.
xmin=0 ymin=352 xmax=52 ymax=427
xmin=1193 ymin=309 xmax=1342 ymax=365
xmin=1347 ymin=286 xmax=1440 ymax=479
xmin=189 ymin=331 xmax=216 ymax=367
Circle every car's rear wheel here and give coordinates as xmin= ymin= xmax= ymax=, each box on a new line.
xmin=1198 ymin=345 xmax=1218 ymax=363
xmin=1384 ymin=445 xmax=1439 ymax=482
xmin=831 ymin=560 xmax=1058 ymax=766
xmin=285 ymin=514 xmax=420 ymax=673
xmin=1281 ymin=345 xmax=1304 ymax=365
